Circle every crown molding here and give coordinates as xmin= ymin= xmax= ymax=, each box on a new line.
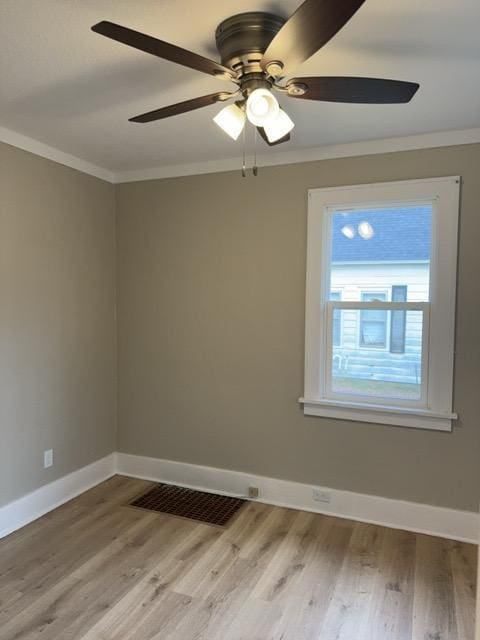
xmin=2 ymin=124 xmax=479 ymax=185
xmin=114 ymin=127 xmax=480 ymax=183
xmin=0 ymin=126 xmax=114 ymax=183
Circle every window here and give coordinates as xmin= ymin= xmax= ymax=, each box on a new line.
xmin=360 ymin=292 xmax=387 ymax=348
xmin=390 ymin=285 xmax=407 ymax=353
xmin=302 ymin=177 xmax=460 ymax=431
xmin=330 ymin=291 xmax=342 ymax=347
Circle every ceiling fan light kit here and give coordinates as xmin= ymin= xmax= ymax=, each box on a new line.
xmin=263 ymin=108 xmax=295 ymax=143
xmin=245 ymin=88 xmax=280 ymax=126
xmin=213 ymin=103 xmax=246 ymax=140
xmin=92 ymin=0 xmax=419 ymax=174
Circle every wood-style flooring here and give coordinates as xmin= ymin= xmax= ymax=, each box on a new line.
xmin=0 ymin=475 xmax=476 ymax=639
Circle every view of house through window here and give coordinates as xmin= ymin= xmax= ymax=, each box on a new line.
xmin=328 ymin=204 xmax=431 ymax=402
xmin=304 ymin=177 xmax=458 ymax=429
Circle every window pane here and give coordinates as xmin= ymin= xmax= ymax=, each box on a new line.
xmin=330 ymin=291 xmax=341 ymax=347
xmin=390 ymin=286 xmax=407 ymax=353
xmin=360 ymin=292 xmax=387 ymax=348
xmin=331 ymin=310 xmax=424 ymax=401
xmin=329 ymin=204 xmax=431 ymax=302
xmin=360 ymin=319 xmax=386 ymax=348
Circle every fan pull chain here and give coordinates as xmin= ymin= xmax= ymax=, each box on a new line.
xmin=240 ymin=125 xmax=259 ymax=178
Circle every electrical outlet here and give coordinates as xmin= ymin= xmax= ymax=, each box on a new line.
xmin=248 ymin=486 xmax=259 ymax=499
xmin=312 ymin=488 xmax=331 ymax=504
xmin=44 ymin=449 xmax=53 ymax=469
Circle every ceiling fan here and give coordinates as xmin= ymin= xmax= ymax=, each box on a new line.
xmin=91 ymin=0 xmax=419 ymax=146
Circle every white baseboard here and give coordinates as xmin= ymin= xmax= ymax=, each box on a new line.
xmin=0 ymin=453 xmax=116 ymax=539
xmin=116 ymin=452 xmax=479 ymax=544
xmin=1 ymin=452 xmax=477 ymax=544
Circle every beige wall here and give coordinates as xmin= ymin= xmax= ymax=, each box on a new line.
xmin=2 ymin=140 xmax=478 ymax=513
xmin=116 ymin=143 xmax=480 ymax=512
xmin=0 ymin=143 xmax=117 ymax=506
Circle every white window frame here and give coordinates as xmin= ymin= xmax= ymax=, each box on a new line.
xmin=300 ymin=177 xmax=460 ymax=431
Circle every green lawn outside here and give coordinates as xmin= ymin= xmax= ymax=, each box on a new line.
xmin=332 ymin=376 xmax=421 ymax=400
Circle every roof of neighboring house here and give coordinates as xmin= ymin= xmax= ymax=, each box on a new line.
xmin=332 ymin=205 xmax=431 ymax=262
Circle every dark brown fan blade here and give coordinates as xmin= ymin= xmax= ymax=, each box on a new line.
xmin=262 ymin=0 xmax=366 ymax=76
xmin=256 ymin=127 xmax=291 ymax=146
xmin=286 ymin=77 xmax=420 ymax=103
xmin=92 ymin=21 xmax=235 ymax=80
xmin=130 ymin=93 xmax=234 ymax=123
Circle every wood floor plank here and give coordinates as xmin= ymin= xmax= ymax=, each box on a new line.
xmin=173 ymin=501 xmax=271 ymax=598
xmin=0 ymin=475 xmax=147 ymax=585
xmin=119 ymin=590 xmax=196 ymax=640
xmin=74 ymin=522 xmax=220 ymax=640
xmin=251 ymin=509 xmax=317 ymax=602
xmin=317 ymin=521 xmax=387 ymax=640
xmin=0 ymin=476 xmax=475 ymax=640
xmin=221 ymin=596 xmax=283 ymax=640
xmin=166 ymin=503 xmax=302 ymax=639
xmin=0 ymin=506 xmax=149 ymax=626
xmin=271 ymin=516 xmax=355 ymax=639
xmin=449 ymin=541 xmax=477 ymax=640
xmin=365 ymin=527 xmax=416 ymax=640
xmin=412 ymin=535 xmax=460 ymax=640
xmin=1 ymin=513 xmax=162 ymax=640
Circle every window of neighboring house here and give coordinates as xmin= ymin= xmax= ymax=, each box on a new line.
xmin=390 ymin=285 xmax=407 ymax=353
xmin=330 ymin=291 xmax=342 ymax=347
xmin=302 ymin=177 xmax=460 ymax=431
xmin=360 ymin=292 xmax=387 ymax=349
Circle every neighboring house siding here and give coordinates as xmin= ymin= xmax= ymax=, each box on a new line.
xmin=331 ymin=263 xmax=428 ymax=384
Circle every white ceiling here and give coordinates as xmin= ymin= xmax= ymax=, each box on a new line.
xmin=1 ymin=0 xmax=479 ymax=174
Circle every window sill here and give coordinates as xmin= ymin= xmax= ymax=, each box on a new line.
xmin=299 ymin=397 xmax=456 ymax=431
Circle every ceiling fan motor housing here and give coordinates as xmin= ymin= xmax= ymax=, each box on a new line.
xmin=215 ymin=12 xmax=285 ymax=79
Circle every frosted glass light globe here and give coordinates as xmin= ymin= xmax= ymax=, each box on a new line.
xmin=250 ymin=95 xmax=269 ymax=117
xmin=246 ymin=88 xmax=280 ymax=126
xmin=213 ymin=104 xmax=246 ymax=140
xmin=263 ymin=108 xmax=294 ymax=143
